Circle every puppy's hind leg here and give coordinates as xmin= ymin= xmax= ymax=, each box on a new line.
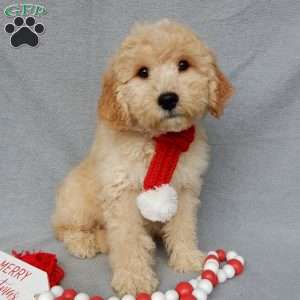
xmin=52 ymin=158 xmax=108 ymax=258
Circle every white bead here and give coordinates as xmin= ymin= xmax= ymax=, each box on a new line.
xmin=74 ymin=293 xmax=90 ymax=300
xmin=165 ymin=290 xmax=179 ymax=300
xmin=217 ymin=269 xmax=227 ymax=283
xmin=226 ymin=251 xmax=238 ymax=260
xmin=207 ymin=251 xmax=218 ymax=257
xmin=122 ymin=295 xmax=135 ymax=300
xmin=38 ymin=292 xmax=55 ymax=300
xmin=205 ymin=258 xmax=219 ymax=266
xmin=198 ymin=279 xmax=213 ymax=295
xmin=108 ymin=297 xmax=120 ymax=300
xmin=152 ymin=291 xmax=166 ymax=300
xmin=235 ymin=255 xmax=245 ymax=265
xmin=192 ymin=288 xmax=207 ymax=300
xmin=51 ymin=286 xmax=64 ymax=297
xmin=189 ymin=278 xmax=199 ymax=289
xmin=223 ymin=264 xmax=235 ymax=278
xmin=203 ymin=261 xmax=219 ymax=273
xmin=196 ymin=276 xmax=203 ymax=284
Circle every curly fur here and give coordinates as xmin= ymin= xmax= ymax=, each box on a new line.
xmin=52 ymin=19 xmax=233 ymax=295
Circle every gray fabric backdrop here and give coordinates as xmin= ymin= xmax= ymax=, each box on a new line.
xmin=1 ymin=0 xmax=299 ymax=299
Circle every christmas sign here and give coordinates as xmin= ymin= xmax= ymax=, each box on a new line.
xmin=0 ymin=251 xmax=49 ymax=300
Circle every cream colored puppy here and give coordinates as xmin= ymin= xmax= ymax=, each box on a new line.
xmin=52 ymin=19 xmax=233 ymax=295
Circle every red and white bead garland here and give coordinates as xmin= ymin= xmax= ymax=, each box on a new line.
xmin=37 ymin=249 xmax=245 ymax=300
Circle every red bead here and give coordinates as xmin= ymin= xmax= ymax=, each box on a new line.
xmin=175 ymin=281 xmax=193 ymax=296
xmin=62 ymin=289 xmax=77 ymax=299
xmin=201 ymin=270 xmax=218 ymax=286
xmin=204 ymin=254 xmax=219 ymax=263
xmin=228 ymin=259 xmax=244 ymax=275
xmin=136 ymin=293 xmax=151 ymax=300
xmin=180 ymin=295 xmax=196 ymax=300
xmin=90 ymin=297 xmax=104 ymax=300
xmin=216 ymin=249 xmax=226 ymax=262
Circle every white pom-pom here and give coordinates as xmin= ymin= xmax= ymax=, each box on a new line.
xmin=51 ymin=286 xmax=64 ymax=297
xmin=74 ymin=293 xmax=90 ymax=300
xmin=203 ymin=261 xmax=219 ymax=273
xmin=122 ymin=295 xmax=135 ymax=300
xmin=223 ymin=264 xmax=235 ymax=278
xmin=189 ymin=278 xmax=199 ymax=289
xmin=165 ymin=290 xmax=179 ymax=300
xmin=217 ymin=269 xmax=227 ymax=283
xmin=108 ymin=297 xmax=120 ymax=300
xmin=152 ymin=291 xmax=166 ymax=300
xmin=235 ymin=255 xmax=245 ymax=265
xmin=198 ymin=279 xmax=213 ymax=295
xmin=38 ymin=292 xmax=55 ymax=300
xmin=205 ymin=259 xmax=219 ymax=266
xmin=207 ymin=251 xmax=218 ymax=256
xmin=226 ymin=251 xmax=238 ymax=260
xmin=192 ymin=288 xmax=207 ymax=300
xmin=137 ymin=184 xmax=177 ymax=222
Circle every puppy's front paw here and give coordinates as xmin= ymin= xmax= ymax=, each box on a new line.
xmin=169 ymin=249 xmax=206 ymax=272
xmin=112 ymin=267 xmax=159 ymax=296
xmin=64 ymin=231 xmax=98 ymax=259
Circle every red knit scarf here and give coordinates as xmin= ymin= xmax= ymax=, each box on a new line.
xmin=143 ymin=126 xmax=195 ymax=190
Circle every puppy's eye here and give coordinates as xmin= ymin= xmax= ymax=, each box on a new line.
xmin=178 ymin=60 xmax=190 ymax=72
xmin=137 ymin=67 xmax=149 ymax=79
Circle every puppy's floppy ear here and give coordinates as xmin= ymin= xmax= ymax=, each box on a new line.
xmin=98 ymin=65 xmax=131 ymax=129
xmin=208 ymin=63 xmax=234 ymax=118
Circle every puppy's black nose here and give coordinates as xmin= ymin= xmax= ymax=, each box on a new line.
xmin=158 ymin=92 xmax=179 ymax=111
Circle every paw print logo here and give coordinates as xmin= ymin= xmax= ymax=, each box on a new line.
xmin=5 ymin=16 xmax=45 ymax=48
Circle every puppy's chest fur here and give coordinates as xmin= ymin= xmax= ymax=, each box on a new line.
xmin=95 ymin=124 xmax=210 ymax=195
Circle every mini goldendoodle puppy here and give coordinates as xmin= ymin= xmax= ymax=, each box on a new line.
xmin=52 ymin=19 xmax=233 ymax=295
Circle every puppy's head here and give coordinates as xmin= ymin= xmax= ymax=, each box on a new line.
xmin=99 ymin=19 xmax=233 ymax=134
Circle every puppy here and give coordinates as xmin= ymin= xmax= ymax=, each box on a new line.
xmin=52 ymin=19 xmax=233 ymax=295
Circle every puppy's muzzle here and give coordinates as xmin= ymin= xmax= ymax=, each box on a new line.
xmin=158 ymin=92 xmax=179 ymax=111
